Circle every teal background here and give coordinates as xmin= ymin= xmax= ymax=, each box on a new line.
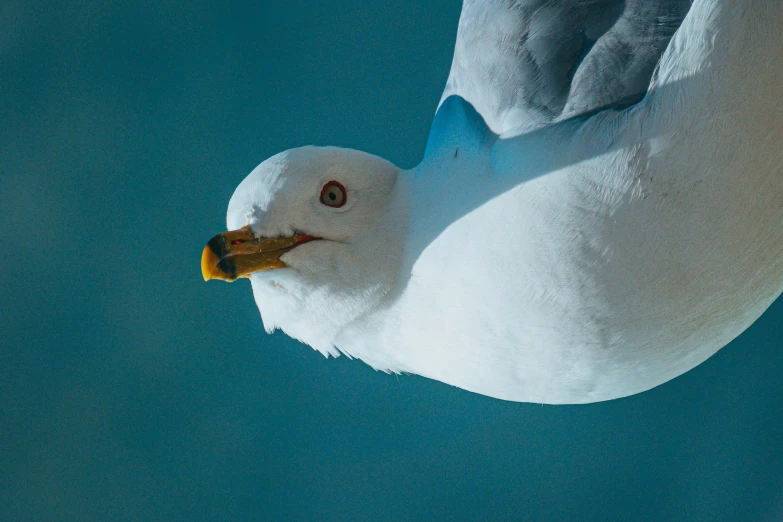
xmin=2 ymin=1 xmax=782 ymax=520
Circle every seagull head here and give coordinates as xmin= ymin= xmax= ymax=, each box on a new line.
xmin=202 ymin=146 xmax=407 ymax=355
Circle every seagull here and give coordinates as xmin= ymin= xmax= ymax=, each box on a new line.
xmin=202 ymin=0 xmax=783 ymax=403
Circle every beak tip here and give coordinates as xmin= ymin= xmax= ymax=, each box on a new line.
xmin=201 ymin=243 xmax=219 ymax=282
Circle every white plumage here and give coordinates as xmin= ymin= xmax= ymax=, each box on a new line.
xmin=220 ymin=0 xmax=783 ymax=403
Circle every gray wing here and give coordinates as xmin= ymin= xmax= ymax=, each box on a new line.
xmin=440 ymin=0 xmax=691 ymax=135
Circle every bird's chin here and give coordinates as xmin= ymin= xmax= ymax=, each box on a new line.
xmin=248 ymin=274 xmax=343 ymax=357
xmin=249 ymin=273 xmax=297 ymax=331
xmin=249 ymin=269 xmax=294 ymax=294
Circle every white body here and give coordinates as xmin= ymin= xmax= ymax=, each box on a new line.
xmin=336 ymin=1 xmax=783 ymax=403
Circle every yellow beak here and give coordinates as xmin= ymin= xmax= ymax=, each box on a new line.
xmin=201 ymin=225 xmax=317 ymax=282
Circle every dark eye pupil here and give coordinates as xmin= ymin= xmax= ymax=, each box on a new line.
xmin=329 ymin=192 xmax=336 ymax=200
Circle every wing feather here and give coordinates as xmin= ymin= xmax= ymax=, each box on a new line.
xmin=439 ymin=0 xmax=691 ymax=136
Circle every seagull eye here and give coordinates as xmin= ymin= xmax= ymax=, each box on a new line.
xmin=320 ymin=181 xmax=346 ymax=208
